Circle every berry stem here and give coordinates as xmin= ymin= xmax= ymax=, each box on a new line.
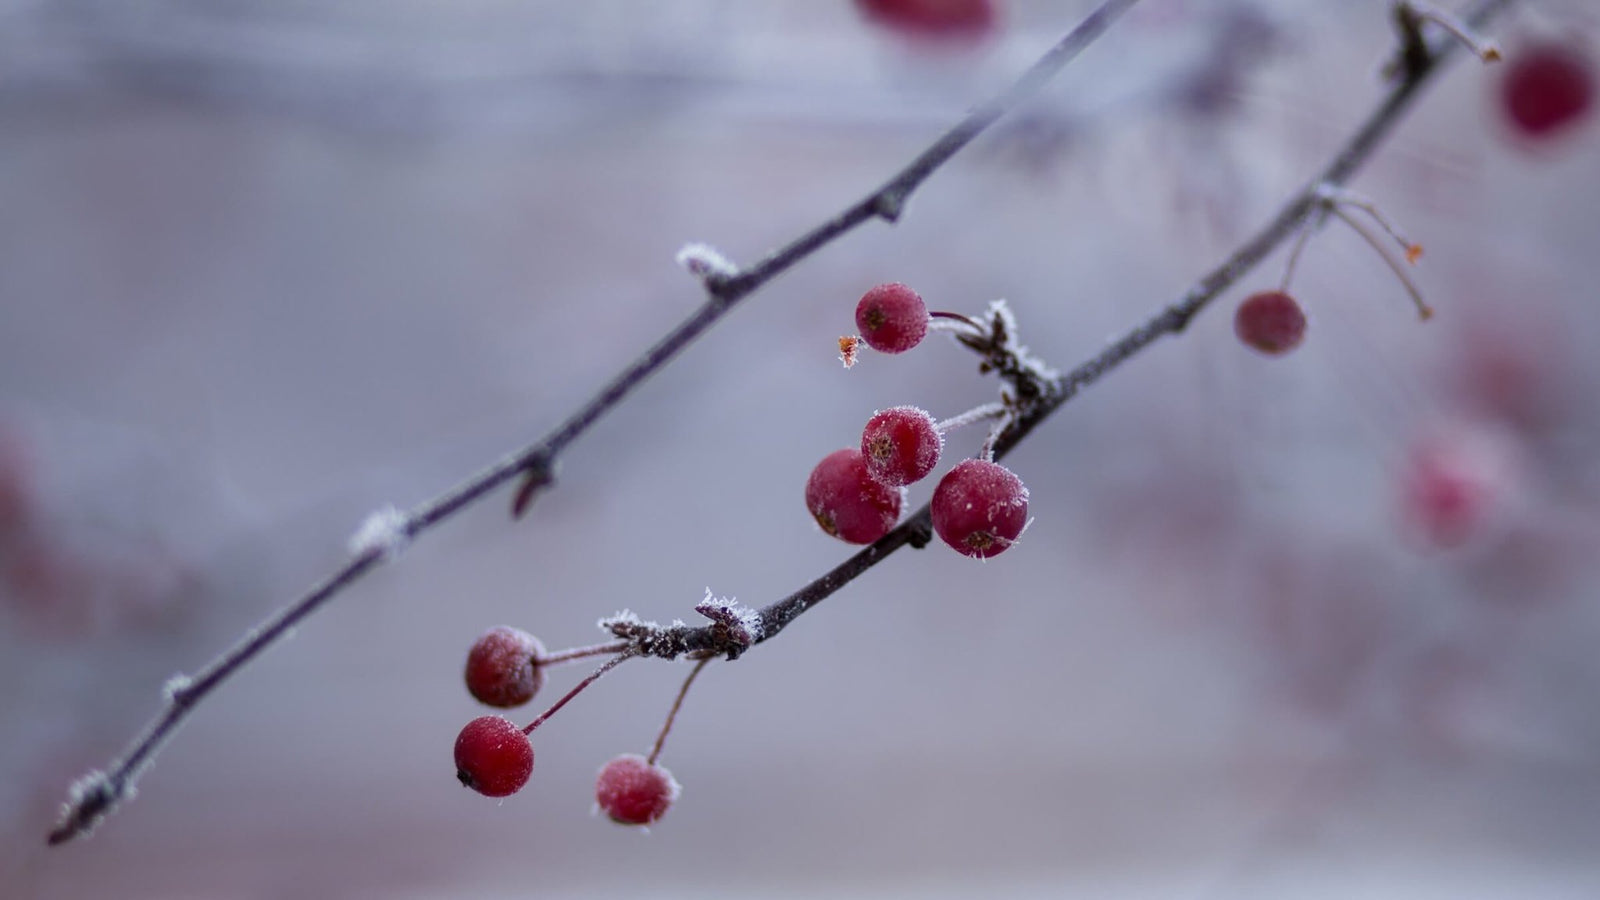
xmin=1326 ymin=203 xmax=1435 ymax=321
xmin=647 ymin=656 xmax=712 ymax=766
xmin=538 ymin=640 xmax=632 ymax=667
xmin=522 ymin=651 xmax=638 ymax=736
xmin=1316 ymin=184 xmax=1424 ymax=264
xmin=933 ymin=402 xmax=1008 ymax=435
xmin=928 ymin=310 xmax=987 ymax=334
xmin=1277 ymin=214 xmax=1321 ymax=292
xmin=1400 ymin=0 xmax=1503 ymax=63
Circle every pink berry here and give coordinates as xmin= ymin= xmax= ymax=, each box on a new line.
xmin=855 ymin=283 xmax=929 ymax=354
xmin=1234 ymin=290 xmax=1306 ymax=356
xmin=1399 ymin=428 xmax=1517 ymax=549
xmin=1501 ymin=41 xmax=1594 ymax=139
xmin=464 ymin=626 xmax=545 ymax=709
xmin=931 ymin=459 xmax=1028 ymax=558
xmin=861 ymin=406 xmax=942 ymax=487
xmin=454 ymin=715 xmax=533 ymax=798
xmin=595 ymin=754 xmax=680 ymax=826
xmin=854 ymin=0 xmax=996 ymax=40
xmin=805 ymin=448 xmax=902 ymax=544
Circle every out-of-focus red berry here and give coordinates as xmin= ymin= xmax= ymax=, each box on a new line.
xmin=1500 ymin=40 xmax=1593 ymax=139
xmin=595 ymin=754 xmax=679 ymax=826
xmin=854 ymin=0 xmax=996 ymax=40
xmin=464 ymin=626 xmax=545 ymax=709
xmin=806 ymin=448 xmax=903 ymax=544
xmin=1234 ymin=290 xmax=1306 ymax=356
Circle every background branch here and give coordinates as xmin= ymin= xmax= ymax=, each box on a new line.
xmin=643 ymin=0 xmax=1512 ymax=657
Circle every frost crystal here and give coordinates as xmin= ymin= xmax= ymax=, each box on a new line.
xmin=695 ymin=589 xmax=763 ymax=647
xmin=984 ymin=298 xmax=1059 ymax=385
xmin=53 ymin=769 xmax=121 ymax=843
xmin=675 ymin=243 xmax=739 ymax=281
xmin=162 ymin=672 xmax=194 ymax=703
xmin=348 ymin=505 xmax=411 ymax=560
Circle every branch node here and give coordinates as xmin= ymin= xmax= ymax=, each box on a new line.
xmin=47 ymin=770 xmax=120 ymax=846
xmin=510 ymin=457 xmax=556 ymax=519
xmin=1385 ymin=1 xmax=1436 ymax=82
xmin=347 ymin=504 xmax=412 ymax=561
xmin=871 ymin=191 xmax=907 ymax=223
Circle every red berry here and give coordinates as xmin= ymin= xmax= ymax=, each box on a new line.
xmin=1399 ymin=428 xmax=1517 ymax=549
xmin=931 ymin=459 xmax=1028 ymax=558
xmin=464 ymin=626 xmax=545 ymax=709
xmin=595 ymin=754 xmax=679 ymax=826
xmin=1500 ymin=41 xmax=1594 ymax=139
xmin=454 ymin=715 xmax=533 ymax=798
xmin=855 ymin=283 xmax=929 ymax=354
xmin=1234 ymin=290 xmax=1306 ymax=356
xmin=861 ymin=406 xmax=942 ymax=487
xmin=805 ymin=448 xmax=902 ymax=544
xmin=854 ymin=0 xmax=996 ymax=40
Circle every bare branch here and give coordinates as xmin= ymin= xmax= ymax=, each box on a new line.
xmin=46 ymin=0 xmax=1144 ymax=846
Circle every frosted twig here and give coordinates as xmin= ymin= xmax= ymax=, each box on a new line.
xmin=46 ymin=0 xmax=1143 ymax=846
xmin=47 ymin=0 xmax=1513 ymax=846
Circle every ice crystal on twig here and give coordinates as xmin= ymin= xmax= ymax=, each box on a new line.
xmin=348 ymin=505 xmax=411 ymax=560
xmin=675 ymin=243 xmax=740 ymax=283
xmin=694 ymin=588 xmax=764 ymax=649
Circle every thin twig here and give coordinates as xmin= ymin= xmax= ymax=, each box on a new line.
xmin=538 ymin=640 xmax=632 ymax=667
xmin=523 ymin=652 xmax=638 ymax=736
xmin=46 ymin=0 xmax=1144 ymax=846
xmin=648 ymin=657 xmax=712 ymax=766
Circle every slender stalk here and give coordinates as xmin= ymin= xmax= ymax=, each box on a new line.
xmin=648 ymin=657 xmax=712 ymax=766
xmin=46 ymin=0 xmax=1144 ymax=846
xmin=539 ymin=640 xmax=632 ymax=667
xmin=523 ymin=652 xmax=637 ymax=736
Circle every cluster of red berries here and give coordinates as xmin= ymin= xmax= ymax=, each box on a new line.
xmin=452 ymin=627 xmax=677 ymax=826
xmin=808 ymin=283 xmax=1030 ymax=558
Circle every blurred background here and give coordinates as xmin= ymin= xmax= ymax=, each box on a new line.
xmin=3 ymin=0 xmax=1599 ymax=897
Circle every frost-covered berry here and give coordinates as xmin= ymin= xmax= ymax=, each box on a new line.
xmin=861 ymin=406 xmax=942 ymax=487
xmin=1500 ymin=41 xmax=1594 ymax=139
xmin=595 ymin=754 xmax=679 ymax=826
xmin=1234 ymin=290 xmax=1307 ymax=356
xmin=464 ymin=626 xmax=545 ymax=709
xmin=454 ymin=715 xmax=533 ymax=798
xmin=855 ymin=283 xmax=929 ymax=354
xmin=931 ymin=459 xmax=1028 ymax=558
xmin=806 ymin=448 xmax=902 ymax=544
xmin=854 ymin=0 xmax=996 ymax=40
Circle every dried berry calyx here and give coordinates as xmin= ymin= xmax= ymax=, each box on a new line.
xmin=862 ymin=406 xmax=943 ymax=487
xmin=931 ymin=458 xmax=1029 ymax=558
